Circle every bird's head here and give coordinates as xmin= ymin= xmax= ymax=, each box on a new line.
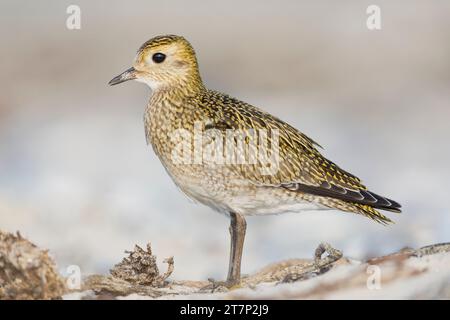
xmin=109 ymin=35 xmax=203 ymax=93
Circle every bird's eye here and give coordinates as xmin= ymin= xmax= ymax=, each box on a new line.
xmin=152 ymin=53 xmax=166 ymax=63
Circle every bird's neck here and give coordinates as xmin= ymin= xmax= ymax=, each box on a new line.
xmin=148 ymin=68 xmax=205 ymax=99
xmin=144 ymin=81 xmax=204 ymax=159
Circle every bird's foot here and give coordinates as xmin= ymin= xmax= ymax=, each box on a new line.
xmin=200 ymin=278 xmax=242 ymax=293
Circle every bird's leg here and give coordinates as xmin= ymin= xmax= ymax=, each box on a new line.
xmin=226 ymin=211 xmax=247 ymax=286
xmin=203 ymin=212 xmax=247 ymax=292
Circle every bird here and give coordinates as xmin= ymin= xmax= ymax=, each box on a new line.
xmin=109 ymin=34 xmax=401 ymax=286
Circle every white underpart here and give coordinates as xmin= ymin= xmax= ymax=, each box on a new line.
xmin=168 ymin=170 xmax=329 ymax=217
xmin=230 ymin=198 xmax=329 ymax=216
xmin=135 ymin=77 xmax=161 ymax=91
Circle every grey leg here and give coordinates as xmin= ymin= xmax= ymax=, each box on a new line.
xmin=226 ymin=211 xmax=247 ymax=285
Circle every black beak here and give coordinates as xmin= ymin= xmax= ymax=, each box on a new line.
xmin=108 ymin=67 xmax=137 ymax=86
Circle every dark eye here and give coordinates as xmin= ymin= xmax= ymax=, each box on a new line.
xmin=152 ymin=52 xmax=166 ymax=63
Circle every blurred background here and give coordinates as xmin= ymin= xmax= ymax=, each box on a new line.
xmin=1 ymin=0 xmax=449 ymax=280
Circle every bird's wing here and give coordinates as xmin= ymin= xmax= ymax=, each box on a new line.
xmin=199 ymin=91 xmax=401 ymax=213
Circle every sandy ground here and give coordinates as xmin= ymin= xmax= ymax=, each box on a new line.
xmin=71 ymin=242 xmax=450 ymax=300
xmin=3 ymin=230 xmax=448 ymax=299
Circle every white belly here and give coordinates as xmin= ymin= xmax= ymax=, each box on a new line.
xmin=169 ymin=170 xmax=328 ymax=216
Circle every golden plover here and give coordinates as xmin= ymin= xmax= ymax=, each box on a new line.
xmin=109 ymin=35 xmax=401 ymax=286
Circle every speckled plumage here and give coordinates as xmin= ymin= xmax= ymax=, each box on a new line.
xmin=130 ymin=35 xmax=401 ymax=225
xmin=110 ymin=34 xmax=401 ymax=284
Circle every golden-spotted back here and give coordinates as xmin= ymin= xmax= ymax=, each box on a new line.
xmin=191 ymin=90 xmax=401 ymax=223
